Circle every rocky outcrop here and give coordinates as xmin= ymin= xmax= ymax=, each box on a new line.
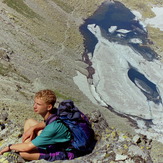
xmin=0 ymin=110 xmax=154 ymax=163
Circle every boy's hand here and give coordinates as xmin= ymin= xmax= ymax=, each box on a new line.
xmin=22 ymin=127 xmax=35 ymax=143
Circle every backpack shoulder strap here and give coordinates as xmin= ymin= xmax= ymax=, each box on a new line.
xmin=45 ymin=114 xmax=58 ymax=126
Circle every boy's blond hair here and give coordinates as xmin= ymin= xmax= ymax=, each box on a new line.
xmin=35 ymin=89 xmax=56 ymax=107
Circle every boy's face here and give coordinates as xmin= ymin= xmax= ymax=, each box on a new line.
xmin=33 ymin=97 xmax=52 ymax=116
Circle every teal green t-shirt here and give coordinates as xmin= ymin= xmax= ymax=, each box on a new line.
xmin=32 ymin=120 xmax=71 ymax=149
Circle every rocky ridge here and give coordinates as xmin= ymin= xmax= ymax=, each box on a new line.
xmin=0 ymin=110 xmax=155 ymax=163
xmin=0 ymin=0 xmax=163 ymax=162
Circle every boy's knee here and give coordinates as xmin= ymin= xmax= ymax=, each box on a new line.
xmin=24 ymin=119 xmax=39 ymax=132
xmin=24 ymin=119 xmax=38 ymax=126
xmin=25 ymin=118 xmax=36 ymax=123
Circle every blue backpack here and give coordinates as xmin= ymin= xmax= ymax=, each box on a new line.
xmin=46 ymin=100 xmax=96 ymax=154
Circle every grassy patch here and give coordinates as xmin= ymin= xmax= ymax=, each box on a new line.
xmin=0 ymin=62 xmax=30 ymax=83
xmin=119 ymin=0 xmax=163 ymax=18
xmin=54 ymin=90 xmax=79 ymax=102
xmin=3 ymin=0 xmax=39 ymax=18
xmin=51 ymin=0 xmax=73 ymax=13
xmin=147 ymin=26 xmax=163 ymax=53
xmin=0 ymin=63 xmax=9 ymax=75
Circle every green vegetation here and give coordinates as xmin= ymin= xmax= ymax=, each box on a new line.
xmin=121 ymin=0 xmax=163 ymax=6
xmin=18 ymin=90 xmax=31 ymax=100
xmin=0 ymin=63 xmax=9 ymax=76
xmin=119 ymin=0 xmax=162 ymax=18
xmin=0 ymin=62 xmax=30 ymax=83
xmin=147 ymin=26 xmax=163 ymax=54
xmin=54 ymin=90 xmax=79 ymax=102
xmin=52 ymin=0 xmax=73 ymax=13
xmin=16 ymin=72 xmax=31 ymax=83
xmin=3 ymin=0 xmax=39 ymax=18
xmin=152 ymin=0 xmax=163 ymax=5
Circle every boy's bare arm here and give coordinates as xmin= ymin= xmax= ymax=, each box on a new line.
xmin=22 ymin=121 xmax=45 ymax=143
xmin=0 ymin=142 xmax=36 ymax=155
